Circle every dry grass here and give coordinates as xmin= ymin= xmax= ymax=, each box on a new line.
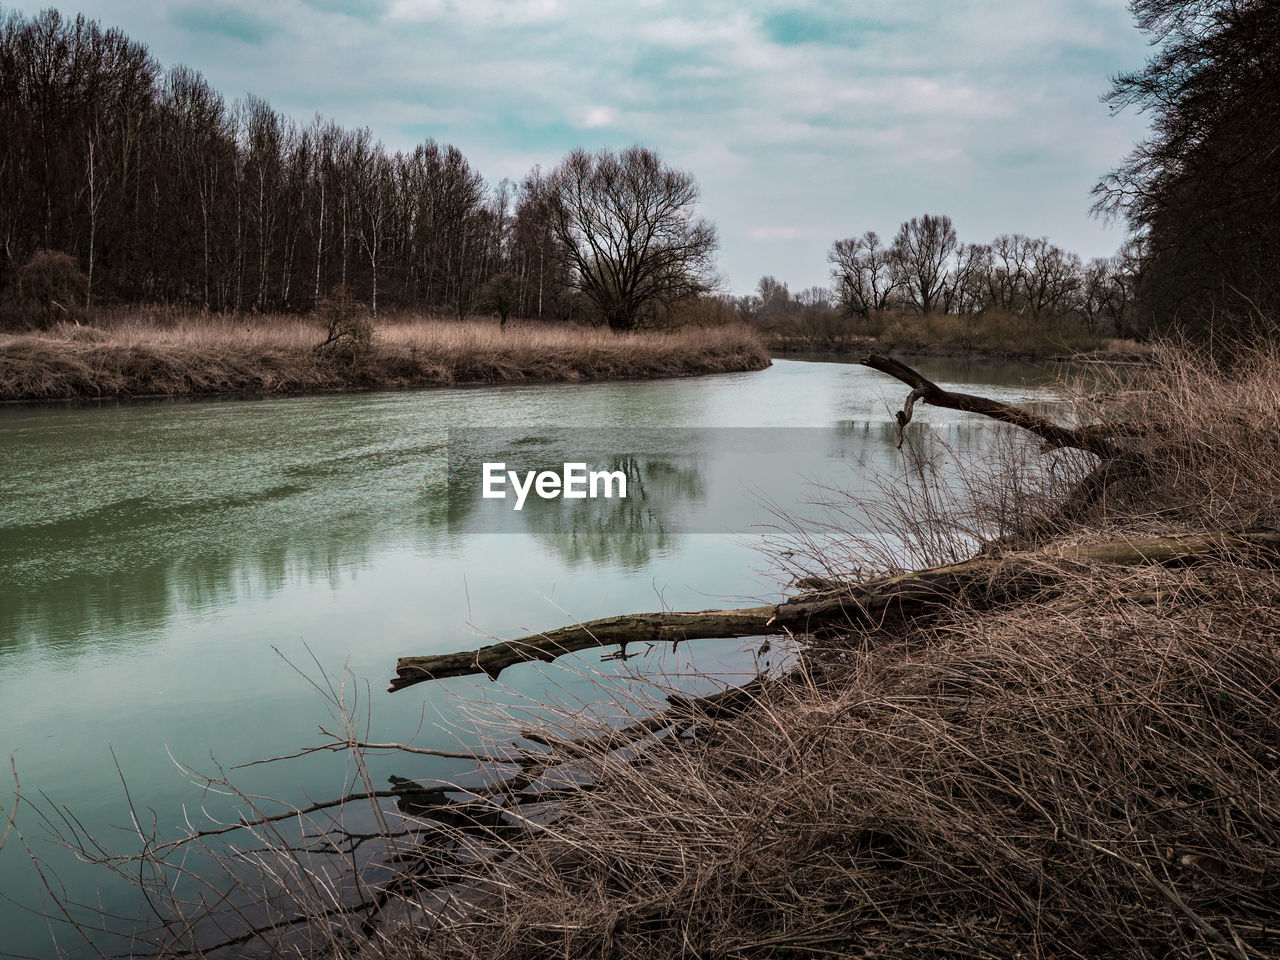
xmin=873 ymin=309 xmax=1108 ymax=357
xmin=0 ymin=313 xmax=770 ymax=402
xmin=414 ymin=561 xmax=1280 ymax=959
xmin=398 ymin=344 xmax=1280 ymax=959
xmin=1076 ymin=342 xmax=1280 ymax=532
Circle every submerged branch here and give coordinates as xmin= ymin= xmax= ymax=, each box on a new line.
xmin=390 ymin=531 xmax=1280 ymax=690
xmin=860 ymin=354 xmax=1129 ymax=456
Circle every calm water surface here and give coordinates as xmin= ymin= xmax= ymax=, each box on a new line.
xmin=0 ymin=355 xmax=1063 ymax=957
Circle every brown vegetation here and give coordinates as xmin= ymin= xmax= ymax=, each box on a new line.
xmin=0 ymin=313 xmax=770 ymax=402
xmin=380 ymin=346 xmax=1279 ymax=959
xmin=432 ymin=554 xmax=1279 ymax=959
xmin=738 ymin=262 xmax=1133 ymax=359
xmin=762 ymin=306 xmax=1115 ymax=359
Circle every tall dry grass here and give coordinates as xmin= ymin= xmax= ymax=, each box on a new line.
xmin=397 ymin=344 xmax=1280 ymax=959
xmin=1076 ymin=342 xmax=1280 ymax=532
xmin=0 ymin=313 xmax=770 ymax=402
xmin=410 ymin=563 xmax=1280 ymax=959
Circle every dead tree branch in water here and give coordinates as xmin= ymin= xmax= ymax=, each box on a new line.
xmin=861 ymin=354 xmax=1161 ymax=542
xmin=390 ymin=531 xmax=1280 ymax=689
xmin=859 ymin=354 xmax=1134 ymax=457
xmin=31 ymin=667 xmax=778 ymax=957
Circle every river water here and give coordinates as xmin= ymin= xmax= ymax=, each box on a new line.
xmin=0 ymin=355 xmax=1061 ymax=957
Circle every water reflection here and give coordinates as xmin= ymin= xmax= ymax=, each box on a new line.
xmin=1 ymin=497 xmax=385 ymax=654
xmin=1 ymin=416 xmax=1028 ymax=655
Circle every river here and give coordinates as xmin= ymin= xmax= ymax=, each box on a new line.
xmin=0 ymin=355 xmax=1063 ymax=957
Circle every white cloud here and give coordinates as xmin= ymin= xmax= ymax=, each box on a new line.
xmin=748 ymin=226 xmax=816 ymax=242
xmin=383 ymin=0 xmax=446 ymax=23
xmin=582 ymin=106 xmax=615 ymax=129
xmin=386 ymin=0 xmax=566 ymax=24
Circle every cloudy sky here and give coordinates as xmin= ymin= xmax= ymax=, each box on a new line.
xmin=40 ymin=0 xmax=1152 ymax=294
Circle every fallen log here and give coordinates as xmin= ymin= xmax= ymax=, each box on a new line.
xmin=864 ymin=353 xmax=1159 ymax=549
xmin=389 ymin=530 xmax=1280 ymax=691
xmin=859 ymin=354 xmax=1135 ymax=457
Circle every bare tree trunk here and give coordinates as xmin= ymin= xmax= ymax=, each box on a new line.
xmin=200 ymin=191 xmax=210 ymax=309
xmin=389 ymin=530 xmax=1280 ymax=690
xmin=860 ymin=354 xmax=1131 ymax=456
xmin=85 ymin=135 xmax=97 ymax=310
xmin=340 ymin=193 xmax=348 ymax=289
xmin=314 ymin=175 xmax=324 ymax=302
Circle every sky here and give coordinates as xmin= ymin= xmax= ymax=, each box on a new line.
xmin=35 ymin=0 xmax=1153 ymax=295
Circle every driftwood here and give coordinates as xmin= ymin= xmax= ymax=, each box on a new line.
xmin=859 ymin=354 xmax=1133 ymax=456
xmin=864 ymin=353 xmax=1160 ymax=542
xmin=390 ymin=531 xmax=1280 ymax=690
xmin=106 ymin=668 xmax=775 ymax=956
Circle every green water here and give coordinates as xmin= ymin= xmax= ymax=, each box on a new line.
xmin=0 ymin=356 xmax=1061 ymax=957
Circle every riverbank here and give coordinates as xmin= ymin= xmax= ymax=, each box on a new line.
xmin=393 ymin=347 xmax=1280 ymax=958
xmin=768 ymin=332 xmax=1156 ymax=364
xmin=0 ymin=316 xmax=771 ymax=402
xmin=759 ymin=308 xmax=1154 ymax=362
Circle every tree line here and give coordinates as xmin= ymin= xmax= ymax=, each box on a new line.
xmin=816 ymin=215 xmax=1142 ymax=339
xmin=0 ymin=8 xmax=716 ymax=331
xmin=4 ymin=0 xmax=1271 ymax=345
xmin=753 ymin=0 xmax=1278 ymax=349
xmin=1093 ymin=0 xmax=1279 ymax=342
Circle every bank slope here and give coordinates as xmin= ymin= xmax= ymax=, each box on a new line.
xmin=0 ymin=318 xmax=771 ymax=402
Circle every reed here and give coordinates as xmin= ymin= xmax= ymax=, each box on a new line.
xmin=0 ymin=313 xmax=771 ymax=402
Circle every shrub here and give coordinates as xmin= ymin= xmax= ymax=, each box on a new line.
xmin=7 ymin=250 xmax=88 ymax=328
xmin=874 ymin=308 xmax=1106 ymax=356
xmin=313 ymin=285 xmax=373 ymax=354
xmin=479 ymin=273 xmax=519 ymax=328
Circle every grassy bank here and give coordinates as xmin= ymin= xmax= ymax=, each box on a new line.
xmin=0 ymin=315 xmax=770 ymax=402
xmin=394 ymin=347 xmax=1279 ymax=958
xmin=761 ymin=307 xmax=1148 ymax=361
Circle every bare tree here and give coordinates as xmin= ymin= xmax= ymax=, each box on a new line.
xmin=944 ymin=241 xmax=990 ymax=315
xmin=828 ymin=230 xmax=901 ymax=317
xmin=892 ymin=214 xmax=957 ymax=314
xmin=755 ymin=275 xmax=791 ymax=320
xmin=542 ymin=145 xmax=718 ymax=332
xmin=1025 ymin=239 xmax=1082 ymax=321
xmin=986 ymin=233 xmax=1034 ymax=313
xmin=240 ymin=96 xmax=283 ymax=311
xmin=353 ymin=145 xmax=390 ymax=317
xmin=1094 ymin=0 xmax=1280 ymax=341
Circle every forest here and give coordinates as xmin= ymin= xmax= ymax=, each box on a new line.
xmin=0 ymin=8 xmax=581 ymax=323
xmin=733 ymin=222 xmax=1144 ymax=355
